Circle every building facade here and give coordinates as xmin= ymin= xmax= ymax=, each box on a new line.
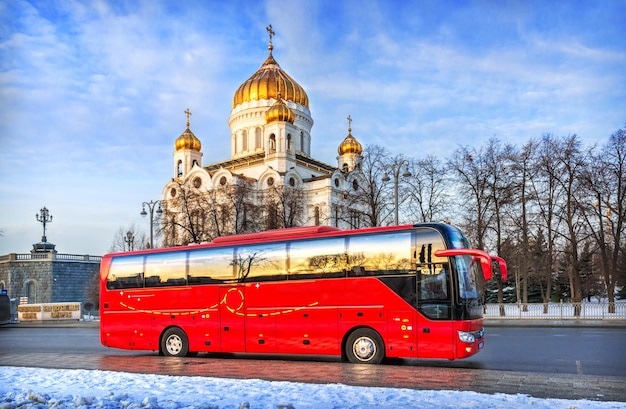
xmin=162 ymin=31 xmax=367 ymax=246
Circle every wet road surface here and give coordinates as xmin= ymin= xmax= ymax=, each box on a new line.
xmin=1 ymin=324 xmax=625 ymax=402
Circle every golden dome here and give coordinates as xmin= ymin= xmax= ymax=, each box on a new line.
xmin=338 ymin=133 xmax=362 ymax=155
xmin=265 ymin=95 xmax=295 ymax=124
xmin=232 ymin=46 xmax=309 ymax=109
xmin=338 ymin=115 xmax=362 ymax=155
xmin=175 ymin=109 xmax=202 ymax=151
xmin=175 ymin=127 xmax=202 ymax=151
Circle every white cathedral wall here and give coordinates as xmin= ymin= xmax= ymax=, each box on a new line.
xmin=229 ymin=99 xmax=313 ymax=160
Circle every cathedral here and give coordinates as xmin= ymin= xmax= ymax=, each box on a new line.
xmin=161 ymin=27 xmax=366 ymax=246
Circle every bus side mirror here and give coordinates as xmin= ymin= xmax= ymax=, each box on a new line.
xmin=434 ymin=249 xmax=493 ymax=280
xmin=475 ymin=255 xmax=492 ymax=281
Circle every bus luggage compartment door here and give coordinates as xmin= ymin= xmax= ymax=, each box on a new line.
xmin=416 ymin=313 xmax=453 ymax=359
xmin=386 ymin=311 xmax=417 ymax=358
xmin=218 ymin=285 xmax=246 ymax=353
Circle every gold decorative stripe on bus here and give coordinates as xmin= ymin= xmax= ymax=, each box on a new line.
xmin=118 ymin=300 xmax=319 ymax=317
xmin=119 ymin=302 xmax=213 ymax=316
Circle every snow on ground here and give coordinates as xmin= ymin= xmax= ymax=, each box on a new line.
xmin=1 ymin=367 xmax=625 ymax=409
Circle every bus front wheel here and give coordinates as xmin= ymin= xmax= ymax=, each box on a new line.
xmin=161 ymin=327 xmax=189 ymax=357
xmin=345 ymin=328 xmax=384 ymax=364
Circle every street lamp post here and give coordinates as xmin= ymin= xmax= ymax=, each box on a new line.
xmin=124 ymin=231 xmax=134 ymax=252
xmin=381 ymin=160 xmax=412 ymax=225
xmin=140 ymin=200 xmax=162 ymax=249
xmin=35 ymin=207 xmax=53 ymax=242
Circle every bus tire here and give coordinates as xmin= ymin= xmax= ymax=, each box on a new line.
xmin=345 ymin=328 xmax=385 ymax=364
xmin=161 ymin=327 xmax=189 ymax=357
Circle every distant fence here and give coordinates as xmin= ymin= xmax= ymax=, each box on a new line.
xmin=0 ymin=253 xmax=101 ymax=263
xmin=484 ymin=302 xmax=626 ymax=320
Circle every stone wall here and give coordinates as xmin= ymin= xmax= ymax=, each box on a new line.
xmin=0 ymin=254 xmax=101 ymax=313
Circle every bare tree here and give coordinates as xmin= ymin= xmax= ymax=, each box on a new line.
xmin=550 ymin=134 xmax=588 ymax=315
xmin=448 ymin=144 xmax=496 ymax=311
xmin=263 ymin=184 xmax=306 ymax=230
xmin=84 ymin=270 xmax=100 ymax=316
xmin=581 ymin=125 xmax=626 ymax=312
xmin=229 ymin=178 xmax=260 ymax=234
xmin=508 ymin=139 xmax=539 ymax=311
xmin=448 ymin=145 xmax=493 ymax=251
xmin=404 ymin=155 xmax=450 ymax=223
xmin=345 ymin=144 xmax=391 ymax=227
xmin=529 ymin=134 xmax=562 ymax=312
xmin=108 ymin=224 xmax=148 ymax=253
xmin=162 ymin=179 xmax=208 ymax=246
xmin=484 ymin=139 xmax=517 ymax=315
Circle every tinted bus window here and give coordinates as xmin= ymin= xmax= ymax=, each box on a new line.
xmin=144 ymin=252 xmax=187 ymax=287
xmin=235 ymin=242 xmax=287 ymax=282
xmin=188 ymin=247 xmax=236 ymax=284
xmin=288 ymin=237 xmax=346 ymax=279
xmin=107 ymin=255 xmax=145 ymax=289
xmin=415 ymin=229 xmax=450 ymax=319
xmin=347 ymin=232 xmax=412 ymax=276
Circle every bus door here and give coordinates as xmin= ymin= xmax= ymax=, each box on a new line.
xmin=218 ymin=285 xmax=246 ymax=352
xmin=415 ymin=263 xmax=454 ymax=359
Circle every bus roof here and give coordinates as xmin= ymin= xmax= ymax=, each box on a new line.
xmin=211 ymin=225 xmax=342 ymax=244
xmin=103 ymin=223 xmax=452 ymax=258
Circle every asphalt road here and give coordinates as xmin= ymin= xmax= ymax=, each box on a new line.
xmin=1 ymin=325 xmax=625 ymax=376
xmin=1 ymin=324 xmax=625 ymax=402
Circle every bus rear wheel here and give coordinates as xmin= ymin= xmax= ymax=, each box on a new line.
xmin=161 ymin=327 xmax=189 ymax=357
xmin=345 ymin=328 xmax=384 ymax=364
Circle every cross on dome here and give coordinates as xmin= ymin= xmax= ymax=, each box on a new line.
xmin=266 ymin=24 xmax=275 ymax=47
xmin=185 ymin=108 xmax=192 ymax=128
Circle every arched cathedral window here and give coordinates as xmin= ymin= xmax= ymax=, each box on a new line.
xmin=269 ymin=134 xmax=276 ymax=153
xmin=255 ymin=128 xmax=262 ymax=149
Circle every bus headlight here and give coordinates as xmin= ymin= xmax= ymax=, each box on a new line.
xmin=458 ymin=330 xmax=475 ymax=343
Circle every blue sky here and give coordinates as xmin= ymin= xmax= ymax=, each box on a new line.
xmin=1 ymin=0 xmax=625 ymax=256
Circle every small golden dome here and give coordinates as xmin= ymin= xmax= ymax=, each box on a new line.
xmin=265 ymin=95 xmax=295 ymax=124
xmin=174 ymin=108 xmax=201 ymax=151
xmin=338 ymin=114 xmax=362 ymax=155
xmin=175 ymin=127 xmax=202 ymax=151
xmin=232 ymin=47 xmax=309 ymax=109
xmin=338 ymin=134 xmax=362 ymax=155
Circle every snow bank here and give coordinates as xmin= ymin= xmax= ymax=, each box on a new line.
xmin=0 ymin=367 xmax=624 ymax=409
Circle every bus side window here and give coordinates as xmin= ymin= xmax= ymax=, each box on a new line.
xmin=188 ymin=247 xmax=236 ymax=284
xmin=418 ymin=265 xmax=449 ymax=301
xmin=347 ymin=232 xmax=412 ymax=276
xmin=145 ymin=252 xmax=186 ymax=287
xmin=288 ymin=237 xmax=346 ymax=279
xmin=414 ymin=228 xmax=451 ymax=319
xmin=107 ymin=255 xmax=145 ymax=289
xmin=235 ymin=242 xmax=287 ymax=282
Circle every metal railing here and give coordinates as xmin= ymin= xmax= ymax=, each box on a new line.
xmin=484 ymin=302 xmax=626 ymax=320
xmin=0 ymin=253 xmax=101 ymax=263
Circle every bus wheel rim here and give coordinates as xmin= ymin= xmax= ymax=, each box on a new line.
xmin=166 ymin=335 xmax=183 ymax=355
xmin=353 ymin=336 xmax=376 ymax=361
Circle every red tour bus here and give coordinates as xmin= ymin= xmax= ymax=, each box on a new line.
xmin=100 ymin=223 xmax=507 ymax=363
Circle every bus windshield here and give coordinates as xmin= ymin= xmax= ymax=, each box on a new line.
xmin=446 ymin=226 xmax=482 ymax=300
xmin=453 ymin=255 xmax=480 ymax=300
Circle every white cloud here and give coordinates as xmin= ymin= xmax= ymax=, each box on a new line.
xmin=0 ymin=0 xmax=624 ymax=255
